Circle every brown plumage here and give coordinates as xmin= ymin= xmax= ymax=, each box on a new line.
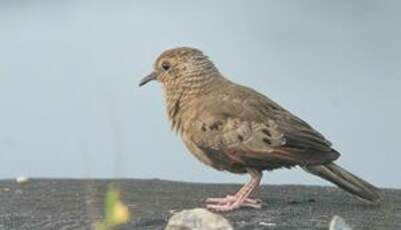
xmin=140 ymin=47 xmax=381 ymax=211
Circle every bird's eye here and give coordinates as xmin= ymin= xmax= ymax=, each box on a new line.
xmin=161 ymin=61 xmax=171 ymax=71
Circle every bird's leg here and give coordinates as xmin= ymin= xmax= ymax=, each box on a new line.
xmin=206 ymin=169 xmax=262 ymax=211
xmin=206 ymin=181 xmax=261 ymax=207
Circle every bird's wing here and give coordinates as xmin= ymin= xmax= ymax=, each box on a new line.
xmin=185 ymin=85 xmax=339 ymax=171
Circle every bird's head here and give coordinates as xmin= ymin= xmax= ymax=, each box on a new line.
xmin=139 ymin=47 xmax=219 ymax=89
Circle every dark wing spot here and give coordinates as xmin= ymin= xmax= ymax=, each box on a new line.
xmin=201 ymin=124 xmax=207 ymax=132
xmin=238 ymin=135 xmax=244 ymax=141
xmin=262 ymin=129 xmax=271 ymax=137
xmin=209 ymin=121 xmax=223 ymax=130
xmin=263 ymin=138 xmax=272 ymax=145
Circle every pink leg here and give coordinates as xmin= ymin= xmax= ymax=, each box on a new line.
xmin=206 ymin=169 xmax=262 ymax=212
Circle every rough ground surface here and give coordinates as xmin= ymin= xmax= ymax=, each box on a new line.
xmin=0 ymin=179 xmax=400 ymax=230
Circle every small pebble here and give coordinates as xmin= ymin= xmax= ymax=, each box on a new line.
xmin=259 ymin=221 xmax=277 ymax=227
xmin=16 ymin=177 xmax=29 ymax=184
xmin=329 ymin=215 xmax=352 ymax=230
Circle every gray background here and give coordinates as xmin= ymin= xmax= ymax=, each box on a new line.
xmin=0 ymin=0 xmax=400 ymax=188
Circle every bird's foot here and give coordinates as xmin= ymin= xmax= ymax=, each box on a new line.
xmin=206 ymin=195 xmax=262 ymax=211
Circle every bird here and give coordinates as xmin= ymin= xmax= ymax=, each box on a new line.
xmin=139 ymin=47 xmax=381 ymax=212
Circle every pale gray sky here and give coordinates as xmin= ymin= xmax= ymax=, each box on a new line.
xmin=0 ymin=0 xmax=400 ymax=188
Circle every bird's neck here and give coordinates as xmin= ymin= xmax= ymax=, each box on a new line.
xmin=164 ymin=73 xmax=227 ymax=132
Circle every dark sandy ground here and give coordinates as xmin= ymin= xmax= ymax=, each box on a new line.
xmin=0 ymin=179 xmax=400 ymax=230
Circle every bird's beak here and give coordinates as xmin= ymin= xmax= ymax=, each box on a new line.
xmin=139 ymin=72 xmax=157 ymax=87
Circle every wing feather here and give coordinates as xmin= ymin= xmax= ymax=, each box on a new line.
xmin=184 ymin=85 xmax=339 ymax=172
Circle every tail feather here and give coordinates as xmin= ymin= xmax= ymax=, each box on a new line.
xmin=303 ymin=163 xmax=381 ymax=203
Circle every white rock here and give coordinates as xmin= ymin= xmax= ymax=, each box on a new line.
xmin=329 ymin=215 xmax=352 ymax=230
xmin=259 ymin=221 xmax=277 ymax=227
xmin=165 ymin=208 xmax=233 ymax=230
xmin=16 ymin=177 xmax=29 ymax=184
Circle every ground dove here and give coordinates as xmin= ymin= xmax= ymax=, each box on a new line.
xmin=139 ymin=47 xmax=381 ymax=211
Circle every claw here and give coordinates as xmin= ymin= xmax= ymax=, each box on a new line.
xmin=205 ymin=169 xmax=263 ymax=212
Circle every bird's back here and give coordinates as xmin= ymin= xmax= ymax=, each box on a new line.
xmin=178 ymin=80 xmax=340 ymax=173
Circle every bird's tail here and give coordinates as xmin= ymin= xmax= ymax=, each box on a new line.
xmin=303 ymin=163 xmax=381 ymax=203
